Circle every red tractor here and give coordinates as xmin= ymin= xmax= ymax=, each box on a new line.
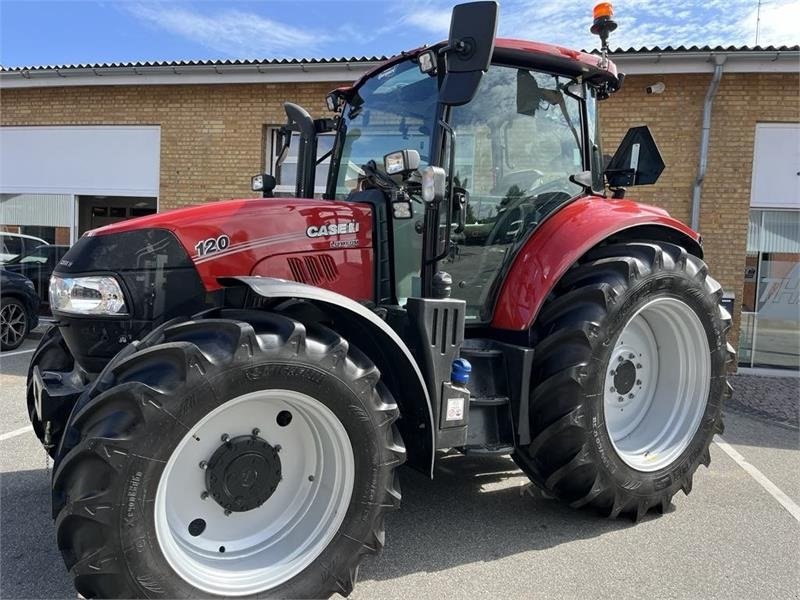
xmin=28 ymin=2 xmax=732 ymax=598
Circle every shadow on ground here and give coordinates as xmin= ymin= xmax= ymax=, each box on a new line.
xmin=358 ymin=452 xmax=636 ymax=583
xmin=1 ymin=468 xmax=72 ymax=599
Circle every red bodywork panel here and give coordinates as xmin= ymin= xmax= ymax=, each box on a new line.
xmin=491 ymin=196 xmax=701 ymax=332
xmin=88 ymin=198 xmax=375 ymax=299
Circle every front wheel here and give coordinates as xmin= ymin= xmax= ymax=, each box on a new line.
xmin=52 ymin=312 xmax=404 ymax=598
xmin=514 ymin=241 xmax=733 ymax=520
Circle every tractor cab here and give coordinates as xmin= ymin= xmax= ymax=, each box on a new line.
xmin=259 ymin=1 xmax=657 ymax=322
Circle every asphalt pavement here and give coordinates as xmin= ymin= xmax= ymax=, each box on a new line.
xmin=1 ymin=331 xmax=798 ymax=600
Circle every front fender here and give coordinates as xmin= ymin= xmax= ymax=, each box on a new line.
xmin=219 ymin=276 xmax=436 ymax=477
xmin=492 ymin=196 xmax=702 ymax=331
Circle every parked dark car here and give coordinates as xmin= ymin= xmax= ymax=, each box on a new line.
xmin=3 ymin=245 xmax=69 ymax=310
xmin=0 ymin=269 xmax=40 ymax=350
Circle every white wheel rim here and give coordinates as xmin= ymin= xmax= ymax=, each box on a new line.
xmin=155 ymin=389 xmax=355 ymax=596
xmin=603 ymin=297 xmax=710 ymax=472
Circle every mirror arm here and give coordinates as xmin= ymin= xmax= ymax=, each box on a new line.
xmin=430 ymin=119 xmax=458 ymax=264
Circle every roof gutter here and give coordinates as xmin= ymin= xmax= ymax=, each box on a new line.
xmin=0 ymin=61 xmax=382 ymax=89
xmin=691 ymin=55 xmax=726 ymax=231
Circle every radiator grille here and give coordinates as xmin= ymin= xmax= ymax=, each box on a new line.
xmin=286 ymin=254 xmax=339 ymax=286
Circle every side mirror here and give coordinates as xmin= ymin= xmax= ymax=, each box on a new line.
xmin=605 ymin=125 xmax=665 ymax=188
xmin=439 ymin=1 xmax=499 ymax=106
xmin=251 ymin=173 xmax=277 ymax=198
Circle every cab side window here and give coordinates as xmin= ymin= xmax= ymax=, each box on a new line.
xmin=446 ymin=66 xmax=585 ymax=320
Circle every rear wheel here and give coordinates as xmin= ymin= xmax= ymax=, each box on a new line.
xmin=514 ymin=242 xmax=733 ymax=520
xmin=1 ymin=296 xmax=30 ymax=350
xmin=52 ymin=312 xmax=404 ymax=598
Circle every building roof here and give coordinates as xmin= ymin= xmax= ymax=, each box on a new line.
xmin=1 ymin=45 xmax=797 ymax=88
xmin=0 ymin=55 xmax=388 ymax=72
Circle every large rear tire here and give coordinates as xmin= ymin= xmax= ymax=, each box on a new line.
xmin=52 ymin=311 xmax=405 ymax=598
xmin=513 ymin=242 xmax=733 ymax=520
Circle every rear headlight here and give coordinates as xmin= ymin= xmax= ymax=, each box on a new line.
xmin=49 ymin=275 xmax=128 ymax=316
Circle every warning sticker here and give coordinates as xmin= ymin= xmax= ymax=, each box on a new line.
xmin=446 ymin=398 xmax=465 ymax=421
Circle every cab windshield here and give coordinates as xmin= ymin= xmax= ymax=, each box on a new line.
xmin=332 ymin=60 xmax=439 ymax=199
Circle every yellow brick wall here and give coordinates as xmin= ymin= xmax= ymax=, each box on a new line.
xmin=2 ymin=72 xmax=799 ymax=343
xmin=0 ymin=82 xmax=343 ymax=209
xmin=599 ymin=71 xmax=800 ymax=347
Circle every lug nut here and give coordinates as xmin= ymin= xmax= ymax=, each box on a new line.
xmin=618 ymin=396 xmax=624 ymax=402
xmin=636 ymin=363 xmax=642 ymax=369
xmin=618 ymin=356 xmax=624 ymax=363
xmin=200 ymin=491 xmax=209 ymax=500
xmin=610 ymin=387 xmax=616 ymax=393
xmin=221 ymin=433 xmax=230 ymax=443
xmin=252 ymin=428 xmax=260 ymax=436
xmin=636 ymin=379 xmax=642 ymax=386
xmin=628 ymin=353 xmax=635 ymax=359
xmin=628 ymin=394 xmax=634 ymax=399
xmin=275 ymin=444 xmax=282 ymax=452
xmin=308 ymin=475 xmax=315 ymax=482
xmin=224 ymin=509 xmax=231 ymax=517
xmin=199 ymin=461 xmax=208 ymax=470
xmin=610 ymin=370 xmax=616 ymax=377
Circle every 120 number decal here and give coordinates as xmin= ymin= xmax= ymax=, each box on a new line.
xmin=195 ymin=234 xmax=230 ymax=257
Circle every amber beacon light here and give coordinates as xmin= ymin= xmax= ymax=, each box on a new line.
xmin=591 ymin=1 xmax=618 ymax=67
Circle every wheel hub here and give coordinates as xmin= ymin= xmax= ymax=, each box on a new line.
xmin=612 ymin=359 xmax=637 ymax=395
xmin=205 ymin=435 xmax=282 ymax=513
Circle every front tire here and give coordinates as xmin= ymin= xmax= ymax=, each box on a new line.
xmin=514 ymin=242 xmax=733 ymax=520
xmin=52 ymin=311 xmax=404 ymax=598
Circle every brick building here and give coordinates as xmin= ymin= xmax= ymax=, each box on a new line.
xmin=1 ymin=46 xmax=798 ymax=371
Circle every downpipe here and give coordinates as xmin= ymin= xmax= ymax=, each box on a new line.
xmin=690 ymin=56 xmax=726 ymax=230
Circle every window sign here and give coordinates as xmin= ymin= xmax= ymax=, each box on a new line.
xmin=739 ymin=209 xmax=800 ymax=370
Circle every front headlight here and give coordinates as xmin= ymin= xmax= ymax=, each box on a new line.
xmin=49 ymin=275 xmax=128 ymax=316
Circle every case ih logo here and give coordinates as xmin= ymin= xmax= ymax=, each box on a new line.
xmin=306 ymin=221 xmax=360 ymax=238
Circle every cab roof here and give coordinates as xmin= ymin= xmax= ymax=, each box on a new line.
xmin=348 ymin=37 xmax=619 ymax=94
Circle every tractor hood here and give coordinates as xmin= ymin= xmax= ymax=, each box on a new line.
xmin=83 ymin=197 xmax=375 ymax=292
xmin=53 ymin=197 xmax=375 ymax=372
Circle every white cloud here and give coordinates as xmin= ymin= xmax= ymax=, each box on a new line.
xmin=126 ymin=3 xmax=329 ymax=59
xmin=746 ymin=0 xmax=800 ymax=46
xmin=125 ymin=0 xmax=798 ymax=62
xmin=403 ymin=7 xmax=452 ymax=35
xmin=398 ymin=0 xmax=799 ymax=51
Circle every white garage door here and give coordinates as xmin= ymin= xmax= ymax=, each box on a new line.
xmin=0 ymin=125 xmax=160 ymax=197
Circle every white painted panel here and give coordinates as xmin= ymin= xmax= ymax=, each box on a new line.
xmin=0 ymin=193 xmax=72 ymax=226
xmin=0 ymin=126 xmax=160 ymax=196
xmin=750 ymin=123 xmax=800 ymax=209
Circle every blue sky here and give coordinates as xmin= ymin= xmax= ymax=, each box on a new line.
xmin=1 ymin=0 xmax=797 ymax=68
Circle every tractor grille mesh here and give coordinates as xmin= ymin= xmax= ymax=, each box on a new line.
xmin=286 ymin=255 xmax=339 ymax=285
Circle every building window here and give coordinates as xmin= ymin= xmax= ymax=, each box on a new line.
xmin=738 ymin=209 xmax=800 ymax=370
xmin=266 ymin=129 xmax=334 ymax=197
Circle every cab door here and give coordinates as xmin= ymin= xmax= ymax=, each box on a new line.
xmin=444 ymin=65 xmax=587 ymax=321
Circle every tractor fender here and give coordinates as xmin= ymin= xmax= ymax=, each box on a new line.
xmin=491 ymin=195 xmax=703 ymax=331
xmin=219 ymin=276 xmax=436 ymax=476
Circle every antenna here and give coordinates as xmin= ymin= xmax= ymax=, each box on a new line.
xmin=755 ymin=0 xmax=762 ymax=45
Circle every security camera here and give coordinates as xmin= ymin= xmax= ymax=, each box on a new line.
xmin=646 ymin=82 xmax=665 ymax=94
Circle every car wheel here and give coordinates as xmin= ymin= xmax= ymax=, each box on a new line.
xmin=1 ymin=296 xmax=31 ymax=351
